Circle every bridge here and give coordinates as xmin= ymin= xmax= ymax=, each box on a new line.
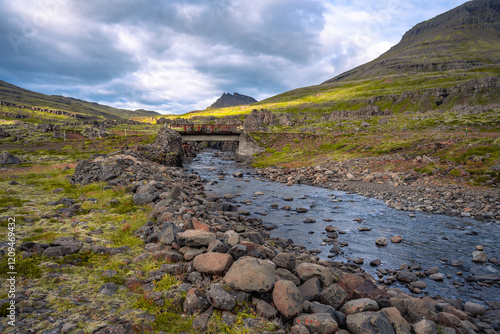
xmin=168 ymin=123 xmax=262 ymax=157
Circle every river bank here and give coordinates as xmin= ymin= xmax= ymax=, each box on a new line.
xmin=1 ymin=146 xmax=499 ymax=333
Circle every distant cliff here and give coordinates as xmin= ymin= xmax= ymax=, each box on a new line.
xmin=208 ymin=92 xmax=257 ymax=109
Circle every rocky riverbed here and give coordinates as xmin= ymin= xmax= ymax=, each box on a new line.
xmin=1 ymin=145 xmax=499 ymax=333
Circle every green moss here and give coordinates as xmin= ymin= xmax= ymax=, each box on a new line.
xmin=0 ymin=255 xmax=43 ymax=279
xmin=154 ymin=274 xmax=181 ymax=292
xmin=449 ymin=169 xmax=461 ymax=177
xmin=154 ymin=312 xmax=194 ymax=332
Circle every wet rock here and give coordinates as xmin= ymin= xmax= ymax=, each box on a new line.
xmin=297 ymin=207 xmax=309 ymax=213
xmin=193 ymin=253 xmax=233 ymax=275
xmin=304 ymin=218 xmax=317 ymax=224
xmin=396 ymin=270 xmax=418 ymax=283
xmin=429 ymin=273 xmax=444 ymax=281
xmin=184 ymin=288 xmax=210 ymax=315
xmin=375 ymin=237 xmax=388 ymax=246
xmin=405 ymin=298 xmax=435 ymax=323
xmin=273 ymin=280 xmax=303 ymax=318
xmin=340 ymin=298 xmax=379 ymax=316
xmin=319 ymin=284 xmax=348 ymax=309
xmin=391 ymin=236 xmax=403 ymax=243
xmin=346 ymin=311 xmax=395 ymax=334
xmin=370 ymin=259 xmax=381 ymax=267
xmin=472 ymin=250 xmax=487 ymax=263
xmin=206 ymin=283 xmax=236 ymax=311
xmin=294 ymin=313 xmax=338 ymax=334
xmin=224 ymin=257 xmax=276 ymax=292
xmin=296 ymin=263 xmax=335 ymax=287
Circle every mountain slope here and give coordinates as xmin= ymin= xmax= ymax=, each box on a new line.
xmin=325 ymin=0 xmax=500 ymax=83
xmin=0 ymin=80 xmax=160 ymax=120
xmin=208 ymin=92 xmax=258 ymax=109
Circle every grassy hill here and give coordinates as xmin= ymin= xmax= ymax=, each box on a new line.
xmin=0 ymin=80 xmax=160 ymax=121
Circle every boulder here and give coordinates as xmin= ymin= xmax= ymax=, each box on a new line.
xmin=346 ymin=311 xmax=395 ymax=334
xmin=256 ymin=300 xmax=277 ymax=320
xmin=193 ymin=253 xmax=233 ymax=275
xmin=340 ymin=298 xmax=380 ymax=316
xmin=177 ymin=230 xmax=216 ymax=247
xmin=375 ymin=237 xmax=388 ymax=246
xmin=464 ymin=301 xmax=486 ymax=316
xmin=272 ymin=252 xmax=296 ymax=270
xmin=412 ymin=319 xmax=438 ymax=334
xmin=319 ymin=284 xmax=348 ymax=309
xmin=309 ymin=302 xmax=347 ymax=328
xmin=224 ymin=257 xmax=276 ymax=293
xmin=338 ymin=273 xmax=365 ymax=298
xmin=272 ymin=280 xmax=303 ymax=318
xmin=159 ymin=222 xmax=181 ymax=245
xmin=206 ymin=284 xmax=236 ymax=311
xmin=98 ymin=282 xmax=118 ymax=296
xmin=298 ymin=277 xmax=322 ymax=301
xmin=184 ymin=288 xmax=210 ymax=315
xmin=136 ymin=127 xmax=183 ymax=166
xmin=294 ymin=313 xmax=338 ymax=334
xmin=296 ymin=263 xmax=335 ymax=287
xmin=472 ymin=250 xmax=487 ymax=263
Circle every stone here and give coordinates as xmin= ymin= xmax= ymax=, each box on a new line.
xmin=193 ymin=253 xmax=233 ymax=275
xmin=206 ymin=284 xmax=236 ymax=311
xmin=437 ymin=312 xmax=463 ymax=333
xmin=370 ymin=259 xmax=381 ymax=266
xmin=429 ymin=273 xmax=444 ymax=281
xmin=207 ymin=239 xmax=229 ymax=253
xmin=298 ymin=277 xmax=322 ymax=301
xmin=340 ymin=298 xmax=380 ymax=316
xmin=256 ymin=299 xmax=277 ymax=320
xmin=224 ymin=230 xmax=240 ymax=247
xmin=391 ymin=235 xmax=403 ymax=243
xmin=397 ymin=270 xmax=418 ymax=283
xmin=294 ymin=313 xmax=338 ymax=334
xmin=159 ymin=222 xmax=181 ymax=245
xmin=346 ymin=311 xmax=395 ymax=334
xmin=290 ymin=324 xmax=310 ymax=334
xmin=405 ymin=298 xmax=435 ymax=322
xmin=184 ymin=288 xmax=210 ymax=315
xmin=276 ymin=268 xmax=301 ymax=286
xmin=472 ymin=251 xmax=487 ymax=263
xmin=272 ymin=252 xmax=296 ymax=270
xmin=98 ymin=282 xmax=118 ymax=296
xmin=192 ymin=305 xmax=214 ymax=331
xmin=133 ymin=193 xmax=157 ymax=205
xmin=224 ymin=257 xmax=276 ymax=292
xmin=227 ymin=244 xmax=247 ymax=260
xmin=136 ymin=127 xmax=183 ymax=166
xmin=296 ymin=262 xmax=335 ymax=287
xmin=464 ymin=301 xmax=486 ymax=316
xmin=412 ymin=319 xmax=438 ymax=334
xmin=61 ymin=322 xmax=77 ymax=333
xmin=297 ymin=207 xmax=309 ymax=213
xmin=272 ymin=280 xmax=303 ymax=318
xmin=0 ymin=151 xmax=21 ymax=165
xmin=177 ymin=229 xmax=216 ymax=247
xmin=380 ymin=307 xmax=411 ymax=332
xmin=319 ymin=284 xmax=348 ymax=309
xmin=338 ymin=273 xmax=365 ymax=298
xmin=375 ymin=237 xmax=388 ymax=246
xmin=309 ymin=301 xmax=347 ymax=328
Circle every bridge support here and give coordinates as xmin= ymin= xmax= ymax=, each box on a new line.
xmin=180 ymin=133 xmax=263 ymax=157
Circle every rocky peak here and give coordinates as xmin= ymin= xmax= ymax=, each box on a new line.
xmin=208 ymin=92 xmax=257 ymax=109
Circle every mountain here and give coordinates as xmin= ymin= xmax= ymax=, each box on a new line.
xmin=208 ymin=92 xmax=257 ymax=109
xmin=325 ymin=0 xmax=500 ymax=83
xmin=0 ymin=80 xmax=160 ymax=120
xmin=253 ymin=0 xmax=500 ymax=114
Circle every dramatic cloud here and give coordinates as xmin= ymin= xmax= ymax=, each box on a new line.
xmin=0 ymin=0 xmax=466 ymax=114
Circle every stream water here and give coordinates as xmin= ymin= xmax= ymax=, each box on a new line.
xmin=185 ymin=150 xmax=500 ymax=304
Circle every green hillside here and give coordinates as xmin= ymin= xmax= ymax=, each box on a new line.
xmin=0 ymin=80 xmax=160 ymax=120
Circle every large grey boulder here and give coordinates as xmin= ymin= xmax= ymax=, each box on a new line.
xmin=346 ymin=312 xmax=395 ymax=334
xmin=177 ymin=230 xmax=216 ymax=247
xmin=206 ymin=284 xmax=236 ymax=311
xmin=224 ymin=257 xmax=276 ymax=293
xmin=136 ymin=127 xmax=183 ymax=166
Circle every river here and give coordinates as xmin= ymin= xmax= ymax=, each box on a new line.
xmin=185 ymin=150 xmax=500 ymax=304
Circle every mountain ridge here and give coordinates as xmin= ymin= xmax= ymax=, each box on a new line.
xmin=0 ymin=80 xmax=160 ymax=120
xmin=208 ymin=92 xmax=258 ymax=109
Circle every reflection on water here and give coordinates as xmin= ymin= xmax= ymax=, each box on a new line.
xmin=186 ymin=151 xmax=500 ymax=303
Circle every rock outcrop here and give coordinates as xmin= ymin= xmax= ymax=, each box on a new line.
xmin=208 ymin=92 xmax=257 ymax=109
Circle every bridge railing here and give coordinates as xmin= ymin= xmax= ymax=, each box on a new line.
xmin=168 ymin=123 xmax=242 ymax=134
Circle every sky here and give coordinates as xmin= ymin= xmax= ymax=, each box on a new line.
xmin=0 ymin=0 xmax=467 ymax=115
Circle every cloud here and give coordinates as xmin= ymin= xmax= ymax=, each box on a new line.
xmin=0 ymin=0 xmax=467 ymax=114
